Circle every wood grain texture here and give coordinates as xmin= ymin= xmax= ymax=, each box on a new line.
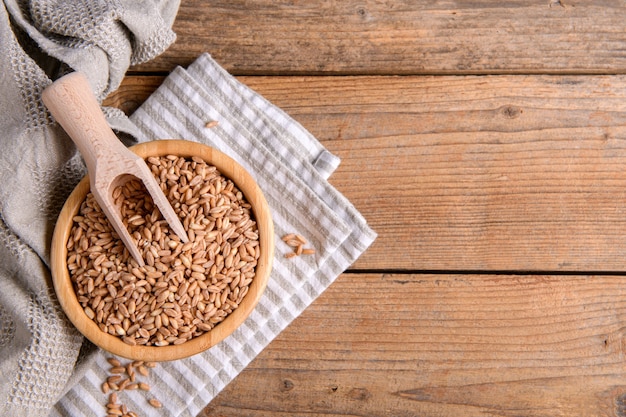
xmin=106 ymin=74 xmax=626 ymax=272
xmin=199 ymin=272 xmax=626 ymax=417
xmin=135 ymin=0 xmax=626 ymax=75
xmin=103 ymin=4 xmax=626 ymax=414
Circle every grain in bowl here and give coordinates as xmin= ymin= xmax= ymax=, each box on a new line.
xmin=51 ymin=140 xmax=274 ymax=361
xmin=68 ymin=154 xmax=259 ymax=347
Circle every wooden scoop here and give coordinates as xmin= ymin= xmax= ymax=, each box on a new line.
xmin=42 ymin=72 xmax=188 ymax=266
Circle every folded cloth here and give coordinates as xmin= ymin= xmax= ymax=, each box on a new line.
xmin=51 ymin=53 xmax=377 ymax=416
xmin=0 ymin=1 xmax=178 ymax=417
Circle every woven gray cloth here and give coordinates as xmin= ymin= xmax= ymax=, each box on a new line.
xmin=0 ymin=1 xmax=178 ymax=416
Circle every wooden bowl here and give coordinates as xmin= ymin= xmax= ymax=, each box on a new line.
xmin=51 ymin=140 xmax=274 ymax=361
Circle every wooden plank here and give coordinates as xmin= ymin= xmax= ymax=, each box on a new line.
xmin=103 ymin=76 xmax=163 ymax=115
xmin=244 ymin=74 xmax=626 ymax=272
xmin=136 ymin=0 xmax=626 ymax=75
xmin=199 ymin=273 xmax=626 ymax=417
xmin=105 ymin=74 xmax=626 ymax=272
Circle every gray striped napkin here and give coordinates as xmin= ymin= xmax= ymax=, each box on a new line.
xmin=51 ymin=53 xmax=376 ymax=417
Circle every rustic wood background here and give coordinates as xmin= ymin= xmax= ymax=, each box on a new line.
xmin=104 ymin=1 xmax=626 ymax=416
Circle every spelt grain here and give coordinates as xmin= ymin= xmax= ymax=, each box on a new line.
xmin=148 ymin=398 xmax=162 ymax=408
xmin=107 ymin=375 xmax=121 ymax=384
xmin=84 ymin=306 xmax=95 ymax=320
xmin=137 ymin=365 xmax=149 ymax=377
xmin=282 ymin=233 xmax=315 ymax=258
xmin=69 ymin=155 xmax=260 ymax=347
xmin=118 ymin=378 xmax=129 ymax=390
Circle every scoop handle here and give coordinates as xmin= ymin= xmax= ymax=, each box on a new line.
xmin=42 ymin=72 xmax=131 ymax=175
xmin=42 ymin=71 xmax=189 ymax=267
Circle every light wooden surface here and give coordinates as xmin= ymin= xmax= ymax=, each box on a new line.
xmin=104 ymin=1 xmax=626 ymax=416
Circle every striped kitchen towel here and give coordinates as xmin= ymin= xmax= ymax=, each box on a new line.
xmin=51 ymin=53 xmax=376 ymax=417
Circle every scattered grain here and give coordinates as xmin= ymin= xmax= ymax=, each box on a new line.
xmin=102 ymin=357 xmax=160 ymax=416
xmin=137 ymin=365 xmax=149 ymax=377
xmin=118 ymin=378 xmax=130 ymax=390
xmin=282 ymin=233 xmax=315 ymax=258
xmin=148 ymin=398 xmax=162 ymax=408
xmin=107 ymin=375 xmax=122 ymax=384
xmin=106 ymin=358 xmax=120 ymax=368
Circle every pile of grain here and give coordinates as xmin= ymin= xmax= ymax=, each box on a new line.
xmin=67 ymin=155 xmax=260 ymax=346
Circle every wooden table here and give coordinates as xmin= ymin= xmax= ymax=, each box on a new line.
xmin=104 ymin=2 xmax=626 ymax=415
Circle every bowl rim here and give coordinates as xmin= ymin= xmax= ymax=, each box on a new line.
xmin=51 ymin=139 xmax=274 ymax=361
